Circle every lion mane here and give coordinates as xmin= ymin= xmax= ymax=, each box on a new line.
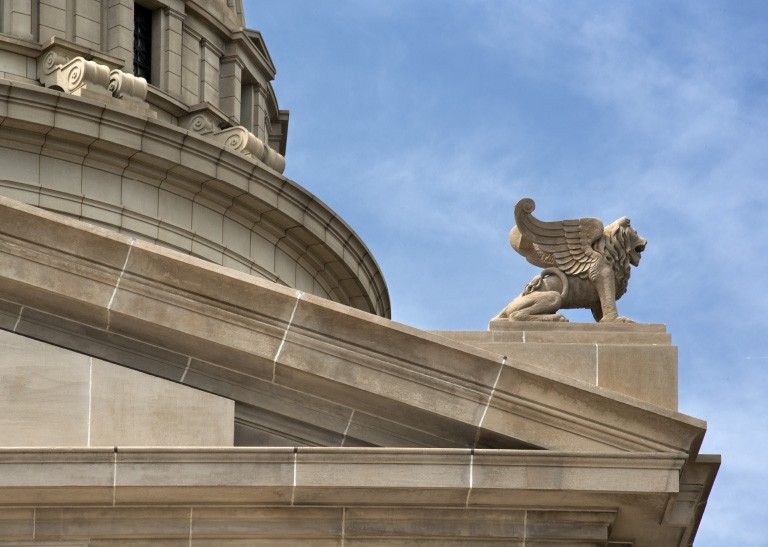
xmin=593 ymin=219 xmax=634 ymax=301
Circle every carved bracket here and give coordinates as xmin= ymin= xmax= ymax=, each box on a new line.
xmin=185 ymin=113 xmax=286 ymax=174
xmin=108 ymin=70 xmax=148 ymax=103
xmin=38 ymin=52 xmax=112 ymax=97
xmin=37 ymin=51 xmax=153 ymax=113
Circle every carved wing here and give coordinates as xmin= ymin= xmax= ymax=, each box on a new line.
xmin=510 ymin=198 xmax=604 ymax=278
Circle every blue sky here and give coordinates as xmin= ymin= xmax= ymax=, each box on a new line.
xmin=245 ymin=2 xmax=768 ymax=544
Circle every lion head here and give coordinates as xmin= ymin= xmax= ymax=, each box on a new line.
xmin=599 ymin=218 xmax=647 ymax=298
xmin=604 ymin=217 xmax=647 ymax=266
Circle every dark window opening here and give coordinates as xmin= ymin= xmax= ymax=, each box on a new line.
xmin=133 ymin=4 xmax=152 ymax=83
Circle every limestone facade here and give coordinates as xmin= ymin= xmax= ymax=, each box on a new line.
xmin=0 ymin=196 xmax=719 ymax=544
xmin=0 ymin=1 xmax=717 ymax=545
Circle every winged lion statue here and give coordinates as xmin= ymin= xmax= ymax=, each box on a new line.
xmin=495 ymin=198 xmax=647 ymax=323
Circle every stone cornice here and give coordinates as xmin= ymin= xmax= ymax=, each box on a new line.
xmin=0 ymin=446 xmax=714 ymax=544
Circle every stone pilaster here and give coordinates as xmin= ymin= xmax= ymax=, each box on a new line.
xmin=73 ymin=0 xmax=101 ymax=49
xmin=199 ymin=38 xmax=222 ymax=107
xmin=104 ymin=0 xmax=133 ymax=71
xmin=3 ymin=0 xmax=34 ymax=41
xmin=219 ymin=55 xmax=243 ymax=121
xmin=161 ymin=7 xmax=184 ymax=98
xmin=181 ymin=25 xmax=201 ymax=104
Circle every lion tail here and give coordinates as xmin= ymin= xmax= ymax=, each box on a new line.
xmin=522 ymin=267 xmax=569 ymax=302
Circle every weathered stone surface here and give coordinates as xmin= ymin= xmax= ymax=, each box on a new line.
xmin=0 ymin=330 xmax=234 ymax=448
xmin=0 ymin=448 xmax=711 ymax=544
xmin=434 ymin=321 xmax=678 ymax=411
xmin=0 ymin=331 xmax=91 ymax=447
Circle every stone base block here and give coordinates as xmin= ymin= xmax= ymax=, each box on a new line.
xmin=433 ymin=321 xmax=678 ymax=411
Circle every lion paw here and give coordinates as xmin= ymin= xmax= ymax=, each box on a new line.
xmin=600 ymin=316 xmax=635 ymax=324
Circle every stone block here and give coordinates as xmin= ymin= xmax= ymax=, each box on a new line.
xmin=296 ymin=265 xmax=315 ymax=294
xmin=0 ymin=508 xmax=34 ymax=539
xmin=159 ymin=188 xmax=193 ymax=229
xmin=192 ymin=507 xmax=342 ymax=539
xmin=274 ymin=340 xmax=486 ymax=444
xmin=121 ymin=177 xmax=159 ymax=217
xmin=293 ymin=449 xmax=470 ymax=506
xmin=0 ymin=330 xmax=90 ymax=447
xmin=0 ymin=147 xmax=41 ymax=185
xmin=274 ymin=247 xmax=297 ymax=285
xmin=436 ymin=323 xmax=677 ymax=409
xmin=190 ymin=237 xmax=223 ymax=263
xmin=227 ymin=381 xmax=355 ymax=446
xmin=14 ymin=306 xmax=189 ymax=381
xmin=483 ymin=341 xmax=597 ymax=384
xmin=141 ymin=121 xmax=184 ymax=166
xmin=158 ymin=226 xmax=193 ymax=253
xmin=82 ymin=201 xmax=123 ymax=227
xmin=290 ymin=295 xmax=503 ymax=391
xmin=38 ymin=4 xmax=66 ymax=35
xmin=114 ymin=449 xmax=294 ymax=504
xmin=0 ymin=298 xmax=21 ymax=330
xmin=251 ymin=230 xmax=276 ymax=271
xmin=0 ymin=198 xmax=131 ymax=327
xmin=0 ymin=448 xmax=114 ymax=505
xmin=192 ymin=201 xmax=223 ymax=243
xmin=0 ymin=182 xmax=40 ymax=206
xmin=89 ymin=359 xmax=234 ymax=447
xmin=343 ymin=410 xmax=464 ymax=448
xmin=40 ymin=190 xmax=83 ymax=216
xmin=597 ymin=344 xmax=678 ymax=410
xmin=344 ymin=507 xmax=525 ymax=540
xmin=106 ymin=241 xmax=298 ymax=369
xmin=525 ymin=510 xmax=615 ymax=542
xmin=97 ymin=106 xmax=146 ymax=154
xmin=75 ymin=14 xmax=101 ymax=48
xmin=35 ymin=507 xmax=190 ymax=540
xmin=222 ymin=217 xmax=251 ymax=256
xmin=82 ymin=166 xmax=122 ymax=205
xmin=471 ymin=451 xmax=681 ymax=496
xmin=0 ymin=51 xmax=28 ymax=78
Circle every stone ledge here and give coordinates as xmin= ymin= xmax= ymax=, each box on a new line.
xmin=0 ymin=447 xmax=686 ymax=502
xmin=488 ymin=319 xmax=667 ymax=332
xmin=0 ymin=448 xmax=713 ymax=544
xmin=433 ymin=326 xmax=678 ymax=410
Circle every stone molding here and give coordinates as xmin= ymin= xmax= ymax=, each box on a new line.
xmin=0 ymin=447 xmax=714 ymax=544
xmin=0 ymin=447 xmax=686 ymax=502
xmin=0 ymin=81 xmax=389 ymax=317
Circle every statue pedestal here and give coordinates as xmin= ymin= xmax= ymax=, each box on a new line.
xmin=432 ymin=321 xmax=677 ymax=411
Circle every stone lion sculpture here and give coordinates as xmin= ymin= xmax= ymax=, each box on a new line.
xmin=495 ymin=198 xmax=647 ymax=323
